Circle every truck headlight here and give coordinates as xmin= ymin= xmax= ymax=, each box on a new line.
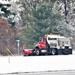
xmin=62 ymin=46 xmax=65 ymax=49
xmin=69 ymin=47 xmax=72 ymax=49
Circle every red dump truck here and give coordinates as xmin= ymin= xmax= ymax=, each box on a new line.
xmin=23 ymin=34 xmax=72 ymax=56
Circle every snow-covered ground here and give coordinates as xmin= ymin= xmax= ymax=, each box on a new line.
xmin=0 ymin=51 xmax=75 ymax=74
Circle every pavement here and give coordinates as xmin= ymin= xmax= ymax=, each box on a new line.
xmin=3 ymin=70 xmax=75 ymax=75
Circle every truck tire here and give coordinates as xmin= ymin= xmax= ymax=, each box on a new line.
xmin=51 ymin=49 xmax=57 ymax=55
xmin=35 ymin=48 xmax=41 ymax=56
xmin=69 ymin=49 xmax=72 ymax=54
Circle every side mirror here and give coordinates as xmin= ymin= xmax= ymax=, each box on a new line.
xmin=39 ymin=37 xmax=42 ymax=42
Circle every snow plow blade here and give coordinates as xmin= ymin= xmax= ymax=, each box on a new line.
xmin=23 ymin=49 xmax=35 ymax=56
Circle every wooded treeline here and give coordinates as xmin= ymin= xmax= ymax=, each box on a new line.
xmin=19 ymin=0 xmax=75 ymax=48
xmin=0 ymin=0 xmax=75 ymax=55
xmin=0 ymin=18 xmax=23 ymax=55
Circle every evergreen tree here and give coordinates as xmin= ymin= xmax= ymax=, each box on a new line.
xmin=21 ymin=1 xmax=62 ymax=48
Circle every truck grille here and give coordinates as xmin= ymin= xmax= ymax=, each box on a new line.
xmin=65 ymin=46 xmax=69 ymax=49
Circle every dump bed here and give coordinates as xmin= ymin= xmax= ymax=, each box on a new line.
xmin=58 ymin=38 xmax=71 ymax=46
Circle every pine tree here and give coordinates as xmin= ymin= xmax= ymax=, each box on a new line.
xmin=21 ymin=1 xmax=62 ymax=48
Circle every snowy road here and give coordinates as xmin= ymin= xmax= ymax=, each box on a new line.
xmin=0 ymin=50 xmax=75 ymax=74
xmin=5 ymin=70 xmax=75 ymax=75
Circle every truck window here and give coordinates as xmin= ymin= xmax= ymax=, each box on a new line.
xmin=48 ymin=37 xmax=57 ymax=40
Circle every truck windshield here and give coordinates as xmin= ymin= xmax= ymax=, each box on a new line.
xmin=48 ymin=37 xmax=57 ymax=40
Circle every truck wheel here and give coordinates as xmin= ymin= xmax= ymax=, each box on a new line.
xmin=69 ymin=49 xmax=72 ymax=54
xmin=35 ymin=48 xmax=40 ymax=56
xmin=51 ymin=49 xmax=57 ymax=55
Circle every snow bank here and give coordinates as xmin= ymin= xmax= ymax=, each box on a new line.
xmin=0 ymin=55 xmax=75 ymax=74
